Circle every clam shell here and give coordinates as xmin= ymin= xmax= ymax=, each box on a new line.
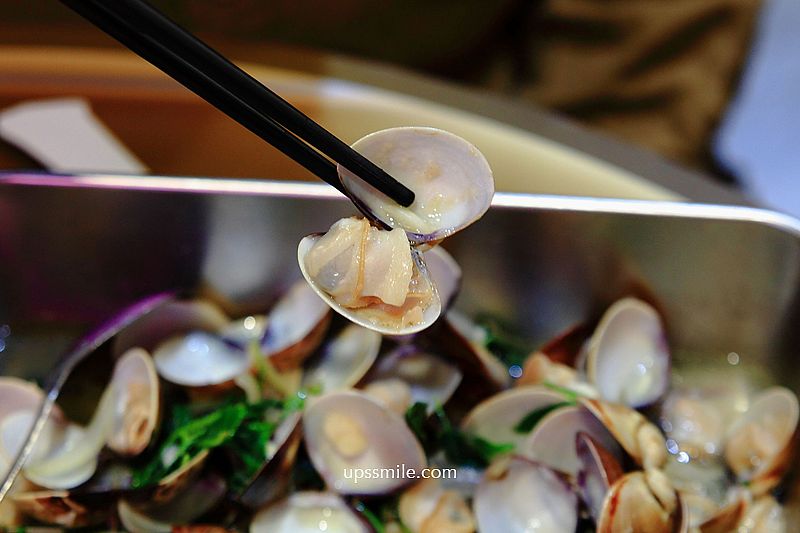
xmin=303 ymin=391 xmax=426 ymax=495
xmin=260 ymin=280 xmax=332 ymax=370
xmin=462 ymin=386 xmax=565 ymax=451
xmin=362 ymin=344 xmax=462 ymax=414
xmin=422 ymin=246 xmax=462 ymax=311
xmin=575 ymin=431 xmax=624 ymax=522
xmin=521 ymin=404 xmax=622 ymax=476
xmin=597 ymin=469 xmax=680 ymax=533
xmin=107 ymin=348 xmax=160 ymax=456
xmin=302 ymin=324 xmax=382 ymax=393
xmin=473 ymin=457 xmax=577 ymax=533
xmin=723 ymin=386 xmax=798 ymax=495
xmin=153 ymin=331 xmax=250 ymax=389
xmin=586 ymin=298 xmax=670 ymax=408
xmin=338 ymin=127 xmax=494 ymax=243
xmin=250 ymin=491 xmax=369 ymax=533
xmin=113 ymin=299 xmax=229 ymax=357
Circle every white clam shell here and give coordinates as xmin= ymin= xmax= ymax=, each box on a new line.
xmin=261 ymin=279 xmax=332 ymax=367
xmin=250 ymin=491 xmax=369 ymax=533
xmin=521 ymin=404 xmax=622 ymax=476
xmin=302 ymin=324 xmax=382 ymax=393
xmin=107 ymin=348 xmax=160 ymax=456
xmin=723 ymin=386 xmax=799 ymax=494
xmin=153 ymin=331 xmax=250 ymax=387
xmin=303 ymin=390 xmax=426 ymax=495
xmin=422 ymin=246 xmax=462 ymax=311
xmin=462 ymin=386 xmax=566 ymax=450
xmin=363 ymin=345 xmax=462 ymax=413
xmin=586 ymin=297 xmax=670 ymax=408
xmin=339 ymin=127 xmax=494 ymax=242
xmin=473 ymin=457 xmax=578 ymax=533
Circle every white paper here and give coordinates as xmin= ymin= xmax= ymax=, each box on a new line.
xmin=0 ymin=97 xmax=147 ymax=174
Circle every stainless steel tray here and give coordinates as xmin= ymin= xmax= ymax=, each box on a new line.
xmin=1 ymin=172 xmax=800 ymax=515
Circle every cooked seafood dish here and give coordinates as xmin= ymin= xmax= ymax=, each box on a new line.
xmin=0 ymin=128 xmax=795 ymax=532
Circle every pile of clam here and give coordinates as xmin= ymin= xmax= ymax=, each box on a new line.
xmin=1 ymin=127 xmax=797 ymax=532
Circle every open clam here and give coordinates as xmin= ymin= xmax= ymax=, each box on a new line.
xmin=473 ymin=456 xmax=578 ymax=533
xmin=585 ymin=298 xmax=670 ymax=408
xmin=298 ymin=217 xmax=441 ymax=335
xmin=723 ymin=386 xmax=798 ymax=495
xmin=338 ymin=127 xmax=494 ymax=243
xmin=575 ymin=431 xmax=624 ymax=522
xmin=361 ymin=344 xmax=462 ymax=415
xmin=302 ymin=324 xmax=382 ymax=393
xmin=462 ymin=386 xmax=566 ymax=451
xmin=399 ymin=478 xmax=475 ymax=533
xmin=260 ymin=279 xmax=332 ymax=370
xmin=250 ymin=491 xmax=369 ymax=533
xmin=302 ymin=390 xmax=426 ymax=495
xmin=153 ymin=331 xmax=250 ymax=390
xmin=596 ymin=469 xmax=682 ymax=533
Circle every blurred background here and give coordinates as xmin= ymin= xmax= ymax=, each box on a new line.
xmin=0 ymin=0 xmax=796 ymax=212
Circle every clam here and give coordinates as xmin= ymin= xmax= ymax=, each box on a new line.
xmin=302 ymin=324 xmax=382 ymax=393
xmin=516 ymin=352 xmax=598 ymax=397
xmin=338 ymin=127 xmax=494 ymax=243
xmin=302 ymin=390 xmax=426 ymax=495
xmin=736 ymin=495 xmax=786 ymax=533
xmin=361 ymin=344 xmax=462 ymax=415
xmin=422 ymin=245 xmax=462 ymax=311
xmin=473 ymin=456 xmax=578 ymax=533
xmin=107 ymin=347 xmax=160 ymax=456
xmin=260 ymin=280 xmax=332 ymax=370
xmin=117 ymin=474 xmax=227 ymax=533
xmin=113 ymin=299 xmax=230 ymax=357
xmin=236 ymin=412 xmax=303 ymax=510
xmin=695 ymin=494 xmax=748 ymax=533
xmin=585 ymin=298 xmax=670 ymax=408
xmin=583 ymin=398 xmax=668 ymax=470
xmin=660 ymin=390 xmax=726 ymax=460
xmin=22 ymin=349 xmax=160 ymax=490
xmin=723 ymin=386 xmax=798 ymax=495
xmin=596 ymin=469 xmax=682 ymax=533
xmin=575 ymin=431 xmax=624 ymax=522
xmin=430 ymin=310 xmax=510 ymax=390
xmin=521 ymin=404 xmax=622 ymax=476
xmin=250 ymin=491 xmax=369 ymax=533
xmin=153 ymin=331 xmax=250 ymax=390
xmin=398 ymin=478 xmax=475 ymax=533
xmin=298 ymin=217 xmax=441 ymax=335
xmin=220 ymin=314 xmax=268 ymax=347
xmin=462 ymin=387 xmax=566 ymax=451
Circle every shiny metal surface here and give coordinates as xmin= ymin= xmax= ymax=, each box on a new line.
xmin=1 ymin=172 xmax=799 ymax=509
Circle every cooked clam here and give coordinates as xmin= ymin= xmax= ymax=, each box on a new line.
xmin=462 ymin=387 xmax=566 ymax=451
xmin=399 ymin=478 xmax=475 ymax=533
xmin=473 ymin=457 xmax=577 ymax=533
xmin=596 ymin=469 xmax=681 ymax=533
xmin=575 ymin=431 xmax=624 ymax=522
xmin=362 ymin=344 xmax=462 ymax=414
xmin=338 ymin=127 xmax=494 ymax=243
xmin=586 ymin=298 xmax=670 ymax=408
xmin=153 ymin=331 xmax=250 ymax=389
xmin=299 ymin=217 xmax=441 ymax=335
xmin=423 ymin=246 xmax=462 ymax=311
xmin=724 ymin=386 xmax=798 ymax=495
xmin=302 ymin=324 xmax=382 ymax=393
xmin=522 ymin=404 xmax=622 ymax=476
xmin=260 ymin=279 xmax=332 ymax=370
xmin=303 ymin=390 xmax=426 ymax=495
xmin=250 ymin=491 xmax=369 ymax=533
xmin=107 ymin=347 xmax=160 ymax=456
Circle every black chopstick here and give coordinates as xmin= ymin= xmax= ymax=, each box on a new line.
xmin=59 ymin=0 xmax=415 ymax=207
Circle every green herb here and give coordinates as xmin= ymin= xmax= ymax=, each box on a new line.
xmin=404 ymin=401 xmax=433 ymax=452
xmin=542 ymin=381 xmax=582 ymax=402
xmin=354 ymin=500 xmax=386 ymax=533
xmin=476 ymin=314 xmax=532 ymax=369
xmin=133 ymin=396 xmax=304 ymax=490
xmin=513 ymin=401 xmax=575 ymax=434
xmin=434 ymin=405 xmax=513 ymax=467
